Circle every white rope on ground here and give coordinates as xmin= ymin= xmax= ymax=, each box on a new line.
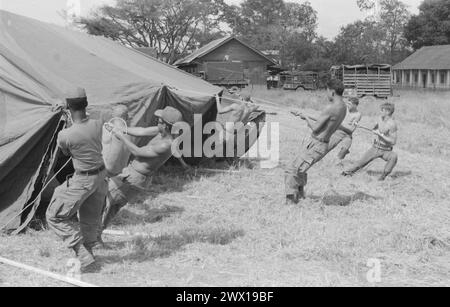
xmin=0 ymin=158 xmax=73 ymax=232
xmin=103 ymin=229 xmax=157 ymax=238
xmin=190 ymin=168 xmax=242 ymax=175
xmin=0 ymin=256 xmax=99 ymax=287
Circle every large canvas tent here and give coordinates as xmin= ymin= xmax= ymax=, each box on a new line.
xmin=0 ymin=10 xmax=222 ymax=233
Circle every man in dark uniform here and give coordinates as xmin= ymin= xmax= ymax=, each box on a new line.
xmin=286 ymin=79 xmax=347 ymax=204
xmin=46 ymin=88 xmax=107 ymax=272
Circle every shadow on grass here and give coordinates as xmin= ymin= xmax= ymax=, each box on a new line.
xmin=112 ymin=205 xmax=185 ymax=227
xmin=310 ymin=191 xmax=382 ymax=207
xmin=101 ymin=228 xmax=245 ymax=264
xmin=366 ymin=170 xmax=413 ymax=179
xmin=107 ymin=163 xmax=229 ymax=227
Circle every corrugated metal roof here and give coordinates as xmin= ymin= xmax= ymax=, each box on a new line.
xmin=174 ymin=36 xmax=277 ymax=66
xmin=393 ymin=45 xmax=450 ymax=70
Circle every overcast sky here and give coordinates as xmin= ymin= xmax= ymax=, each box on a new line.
xmin=0 ymin=0 xmax=423 ymax=39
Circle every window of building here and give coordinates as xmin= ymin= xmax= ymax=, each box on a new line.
xmin=431 ymin=72 xmax=435 ymax=84
xmin=406 ymin=72 xmax=410 ymax=83
xmin=414 ymin=71 xmax=418 ymax=83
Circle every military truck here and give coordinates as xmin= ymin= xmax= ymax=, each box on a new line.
xmin=331 ymin=64 xmax=393 ymax=98
xmin=198 ymin=62 xmax=249 ymax=88
xmin=282 ymin=71 xmax=319 ymax=91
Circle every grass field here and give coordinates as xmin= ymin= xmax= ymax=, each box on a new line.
xmin=1 ymin=89 xmax=449 ymax=287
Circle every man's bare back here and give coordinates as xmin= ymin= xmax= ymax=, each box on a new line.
xmin=312 ymin=98 xmax=347 ymax=142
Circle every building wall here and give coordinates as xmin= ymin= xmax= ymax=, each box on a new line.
xmin=393 ymin=69 xmax=450 ymax=89
xmin=198 ymin=40 xmax=272 ymax=85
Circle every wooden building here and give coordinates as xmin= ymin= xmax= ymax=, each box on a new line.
xmin=393 ymin=45 xmax=450 ymax=90
xmin=174 ymin=36 xmax=277 ymax=86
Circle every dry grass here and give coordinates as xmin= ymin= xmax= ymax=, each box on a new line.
xmin=0 ymin=88 xmax=449 ymax=287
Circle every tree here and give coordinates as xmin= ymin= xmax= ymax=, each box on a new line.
xmin=283 ymin=1 xmax=318 ymax=42
xmin=358 ymin=0 xmax=411 ymax=63
xmin=77 ymin=0 xmax=230 ymax=63
xmin=301 ymin=57 xmax=334 ymax=72
xmin=229 ymin=0 xmax=285 ymax=49
xmin=227 ymin=0 xmax=318 ymax=66
xmin=333 ymin=20 xmax=386 ymax=64
xmin=404 ymin=0 xmax=450 ymax=50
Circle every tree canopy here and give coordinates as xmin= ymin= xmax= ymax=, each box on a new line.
xmin=74 ymin=0 xmax=448 ymax=70
xmin=405 ymin=0 xmax=450 ymax=50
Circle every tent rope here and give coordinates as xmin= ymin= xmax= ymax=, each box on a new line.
xmin=0 ymin=158 xmax=73 ymax=232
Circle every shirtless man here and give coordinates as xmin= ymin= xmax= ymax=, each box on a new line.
xmin=342 ymin=103 xmax=398 ymax=181
xmin=327 ymin=97 xmax=362 ymax=160
xmin=100 ymin=106 xmax=183 ymax=231
xmin=286 ymin=79 xmax=347 ymax=204
xmin=216 ymin=91 xmax=259 ymax=142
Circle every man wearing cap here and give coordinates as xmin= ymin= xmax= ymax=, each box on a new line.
xmin=100 ymin=106 xmax=183 ymax=232
xmin=326 ymin=97 xmax=362 ymax=160
xmin=46 ymin=88 xmax=108 ymax=271
xmin=286 ymin=79 xmax=347 ymax=204
xmin=342 ymin=102 xmax=398 ymax=181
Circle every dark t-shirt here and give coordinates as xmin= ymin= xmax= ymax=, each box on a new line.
xmin=58 ymin=118 xmax=105 ymax=172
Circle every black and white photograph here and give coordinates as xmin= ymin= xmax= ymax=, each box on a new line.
xmin=0 ymin=0 xmax=449 ymax=290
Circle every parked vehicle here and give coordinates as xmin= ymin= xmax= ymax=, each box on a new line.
xmin=198 ymin=62 xmax=249 ymax=88
xmin=282 ymin=71 xmax=319 ymax=91
xmin=331 ymin=64 xmax=393 ymax=98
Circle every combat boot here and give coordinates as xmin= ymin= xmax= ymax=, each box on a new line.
xmin=89 ymin=236 xmax=112 ymax=251
xmin=286 ymin=194 xmax=299 ymax=205
xmin=378 ymin=173 xmax=388 ymax=181
xmin=298 ymin=186 xmax=306 ymax=200
xmin=341 ymin=171 xmax=353 ymax=177
xmin=73 ymin=243 xmax=96 ymax=271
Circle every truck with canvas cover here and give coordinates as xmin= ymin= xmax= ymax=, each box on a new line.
xmin=201 ymin=62 xmax=249 ymax=88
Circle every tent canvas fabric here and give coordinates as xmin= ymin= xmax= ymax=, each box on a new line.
xmin=0 ymin=10 xmax=222 ymax=232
